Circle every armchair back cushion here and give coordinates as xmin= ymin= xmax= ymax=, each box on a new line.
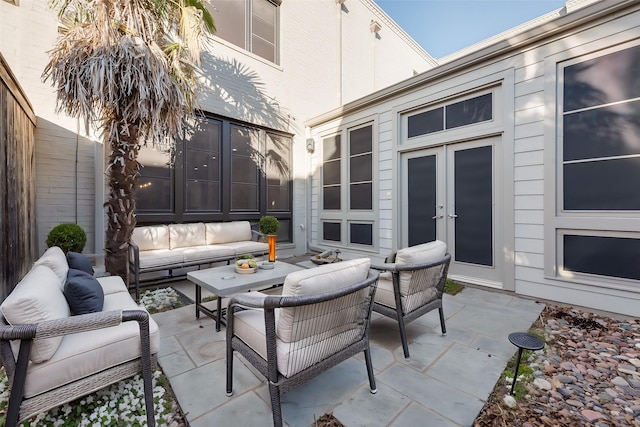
xmin=169 ymin=223 xmax=206 ymax=249
xmin=276 ymin=258 xmax=371 ymax=376
xmin=131 ymin=225 xmax=170 ymax=251
xmin=33 ymin=246 xmax=69 ymax=288
xmin=0 ymin=265 xmax=70 ymax=363
xmin=205 ymin=221 xmax=252 ymax=245
xmin=379 ymin=240 xmax=447 ymax=314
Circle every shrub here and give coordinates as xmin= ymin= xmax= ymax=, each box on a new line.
xmin=46 ymin=223 xmax=87 ymax=253
xmin=259 ymin=216 xmax=279 ymax=235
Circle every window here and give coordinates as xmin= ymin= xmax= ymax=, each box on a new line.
xmin=136 ymin=115 xmax=292 ymax=241
xmin=320 ymin=124 xmax=375 ymax=247
xmin=208 ymin=0 xmax=279 ymax=64
xmin=554 ymin=43 xmax=640 ymax=284
xmin=407 ymin=93 xmax=493 ymax=138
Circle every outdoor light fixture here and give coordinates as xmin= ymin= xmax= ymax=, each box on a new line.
xmin=306 ymin=138 xmax=316 ymax=153
xmin=370 ymin=20 xmax=381 ymax=34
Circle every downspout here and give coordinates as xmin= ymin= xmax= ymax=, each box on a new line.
xmin=336 ymin=0 xmax=345 ymax=105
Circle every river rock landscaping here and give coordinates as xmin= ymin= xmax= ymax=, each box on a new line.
xmin=475 ymin=305 xmax=640 ymax=426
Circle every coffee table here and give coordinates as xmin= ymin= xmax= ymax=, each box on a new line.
xmin=187 ymin=261 xmax=304 ymax=331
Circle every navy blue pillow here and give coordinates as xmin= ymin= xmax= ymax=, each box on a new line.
xmin=64 ymin=269 xmax=104 ymax=315
xmin=67 ymin=252 xmax=94 ymax=275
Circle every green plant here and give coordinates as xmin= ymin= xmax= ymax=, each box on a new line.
xmin=444 ymin=278 xmax=464 ymax=295
xmin=45 ymin=223 xmax=87 ymax=253
xmin=259 ymin=215 xmax=279 ymax=235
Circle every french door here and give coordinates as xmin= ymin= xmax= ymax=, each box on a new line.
xmin=401 ymin=137 xmax=502 ymax=287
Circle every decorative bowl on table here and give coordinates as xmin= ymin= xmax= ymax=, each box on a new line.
xmin=235 ymin=257 xmax=258 ymax=274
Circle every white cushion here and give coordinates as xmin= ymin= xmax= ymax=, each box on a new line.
xmin=131 ymin=225 xmax=170 ymax=251
xmin=137 ymin=249 xmax=186 ymax=269
xmin=205 ymin=221 xmax=252 ymax=244
xmin=169 ymin=223 xmax=206 ymax=249
xmin=219 ymin=241 xmax=268 ymax=256
xmin=97 ymin=276 xmax=130 ymax=296
xmin=33 ymin=246 xmax=69 ymax=288
xmin=23 ymin=295 xmax=160 ymax=398
xmin=0 ymin=265 xmax=70 ymax=363
xmin=374 ymin=241 xmax=447 ymax=313
xmin=182 ymin=245 xmax=235 ymax=263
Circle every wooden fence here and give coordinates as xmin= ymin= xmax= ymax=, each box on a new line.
xmin=0 ymin=53 xmax=37 ymax=301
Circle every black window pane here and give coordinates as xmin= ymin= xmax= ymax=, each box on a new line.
xmin=186 ymin=181 xmax=220 ymax=211
xmin=186 ymin=150 xmax=220 ymax=180
xmin=564 ymin=44 xmax=640 ymax=112
xmin=138 ymin=146 xmax=172 ymax=178
xmin=323 ymin=160 xmax=340 ymax=185
xmin=188 ymin=121 xmax=220 ymax=151
xmin=408 ymin=155 xmax=436 ymax=246
xmin=275 ymin=219 xmax=290 ymax=242
xmin=563 ymin=101 xmax=640 ymax=161
xmin=446 ymin=93 xmax=492 ymax=129
xmin=323 ymin=135 xmax=341 ymax=161
xmin=408 ymin=108 xmax=443 ymax=138
xmin=323 ymin=186 xmax=340 ymax=210
xmin=232 ymin=156 xmax=259 ymax=184
xmin=564 ymin=158 xmax=640 ymax=210
xmin=323 ymin=222 xmax=341 ymax=242
xmin=267 ymin=185 xmax=289 ymax=211
xmin=136 ymin=177 xmax=172 ymax=211
xmin=266 ymin=134 xmax=291 ymax=183
xmin=564 ymin=235 xmax=640 ymax=281
xmin=350 ymin=183 xmax=372 ymax=210
xmin=350 ymin=154 xmax=372 ymax=183
xmin=454 ymin=146 xmax=493 ymax=266
xmin=350 ymin=223 xmax=372 ymax=246
xmin=231 ymin=183 xmax=258 ymax=210
xmin=350 ymin=126 xmax=372 ymax=155
xmin=231 ymin=126 xmax=260 ymax=156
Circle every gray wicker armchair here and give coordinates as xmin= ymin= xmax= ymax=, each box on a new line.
xmin=0 ymin=309 xmax=157 ymax=427
xmin=372 ymin=240 xmax=451 ymax=360
xmin=225 ymin=259 xmax=379 ymax=427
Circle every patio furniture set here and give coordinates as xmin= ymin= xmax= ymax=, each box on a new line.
xmin=0 ymin=236 xmax=451 ymax=427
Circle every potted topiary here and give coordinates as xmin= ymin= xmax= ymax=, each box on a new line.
xmin=259 ymin=216 xmax=279 ymax=263
xmin=46 ymin=223 xmax=87 ymax=253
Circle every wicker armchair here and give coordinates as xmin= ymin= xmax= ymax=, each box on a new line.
xmin=372 ymin=241 xmax=451 ymax=360
xmin=0 ymin=309 xmax=157 ymax=427
xmin=225 ymin=259 xmax=379 ymax=427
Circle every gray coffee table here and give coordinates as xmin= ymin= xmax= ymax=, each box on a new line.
xmin=187 ymin=261 xmax=304 ymax=331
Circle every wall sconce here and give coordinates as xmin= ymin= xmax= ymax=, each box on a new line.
xmin=370 ymin=20 xmax=381 ymax=34
xmin=306 ymin=138 xmax=316 ymax=153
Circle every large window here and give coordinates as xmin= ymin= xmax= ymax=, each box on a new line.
xmin=555 ymin=43 xmax=640 ymax=284
xmin=320 ymin=124 xmax=375 ymax=248
xmin=136 ymin=115 xmax=292 ymax=241
xmin=208 ymin=0 xmax=279 ymax=64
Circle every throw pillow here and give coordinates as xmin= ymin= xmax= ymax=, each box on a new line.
xmin=64 ymin=269 xmax=104 ymax=315
xmin=66 ymin=252 xmax=94 ymax=275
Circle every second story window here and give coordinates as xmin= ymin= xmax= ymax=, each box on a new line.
xmin=210 ymin=0 xmax=279 ymax=64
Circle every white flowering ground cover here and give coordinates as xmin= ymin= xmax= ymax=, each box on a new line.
xmin=0 ymin=287 xmax=184 ymax=426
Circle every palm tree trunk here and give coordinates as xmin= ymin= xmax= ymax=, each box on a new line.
xmin=104 ymin=124 xmax=140 ymax=282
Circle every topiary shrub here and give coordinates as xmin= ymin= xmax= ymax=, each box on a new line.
xmin=46 ymin=223 xmax=87 ymax=253
xmin=259 ymin=215 xmax=279 ymax=235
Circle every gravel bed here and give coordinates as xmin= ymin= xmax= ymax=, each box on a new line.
xmin=475 ymin=305 xmax=640 ymax=426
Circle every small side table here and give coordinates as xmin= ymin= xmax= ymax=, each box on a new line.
xmin=508 ymin=332 xmax=545 ymax=395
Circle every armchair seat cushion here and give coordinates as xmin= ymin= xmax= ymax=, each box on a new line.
xmin=23 ymin=286 xmax=160 ymax=399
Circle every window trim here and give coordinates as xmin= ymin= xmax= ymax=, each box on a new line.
xmin=544 ymin=39 xmax=640 ymax=290
xmin=319 ymin=119 xmax=377 ymax=250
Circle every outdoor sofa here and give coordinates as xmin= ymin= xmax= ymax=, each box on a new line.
xmin=129 ymin=221 xmax=268 ymax=300
xmin=0 ymin=246 xmax=159 ymax=426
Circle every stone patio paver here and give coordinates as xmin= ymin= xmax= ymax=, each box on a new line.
xmin=154 ymin=279 xmax=545 ymax=426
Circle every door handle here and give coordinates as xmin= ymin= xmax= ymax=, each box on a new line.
xmin=448 ymin=214 xmax=458 ymax=218
xmin=432 ymin=214 xmax=443 ymax=220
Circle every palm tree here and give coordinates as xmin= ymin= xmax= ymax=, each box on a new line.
xmin=43 ymin=0 xmax=214 ymax=280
